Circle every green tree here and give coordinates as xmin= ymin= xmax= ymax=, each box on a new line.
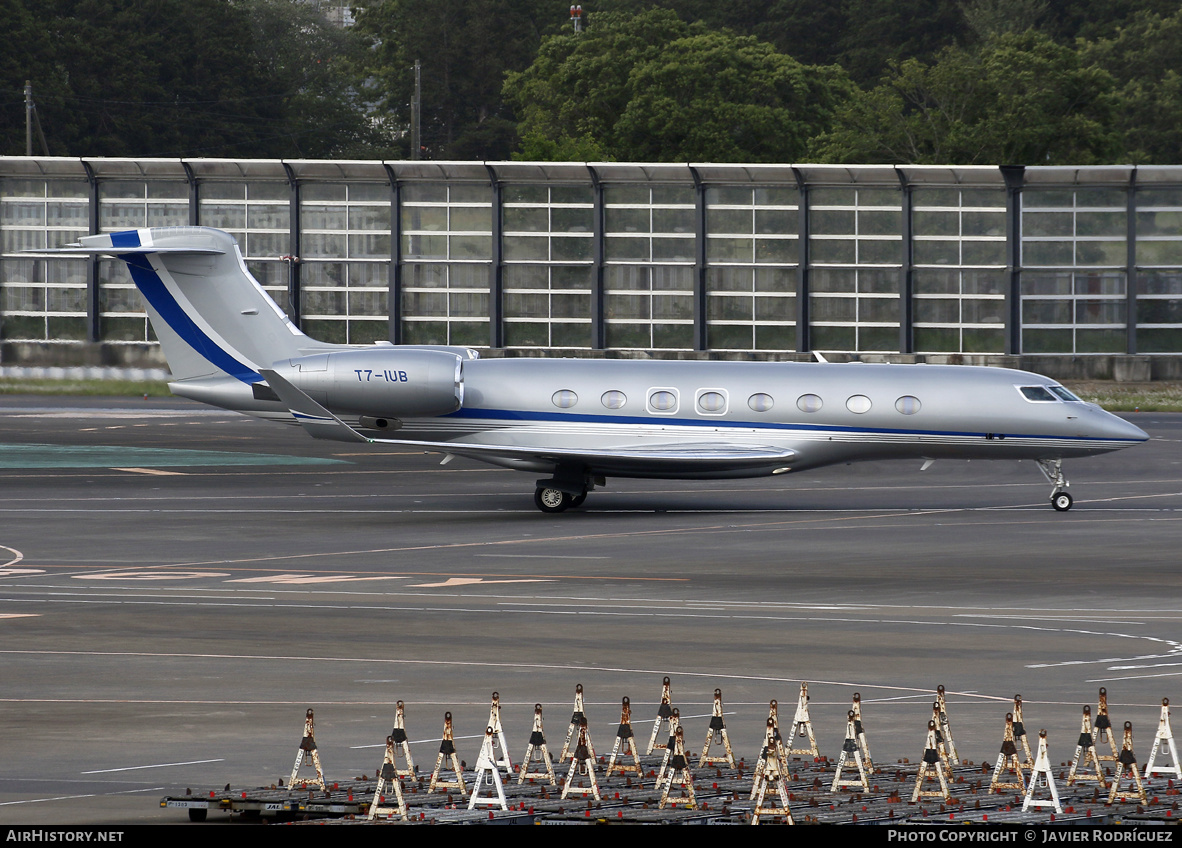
xmin=0 ymin=0 xmax=59 ymax=154
xmin=239 ymin=0 xmax=381 ymax=158
xmin=585 ymin=0 xmax=967 ymax=84
xmin=1040 ymin=0 xmax=1180 ymax=43
xmin=352 ymin=0 xmax=564 ymax=159
xmin=615 ymin=33 xmax=853 ymax=162
xmin=506 ymin=9 xmax=696 ymax=159
xmin=1084 ymin=8 xmax=1182 ymax=163
xmin=1 ymin=0 xmax=377 ymax=158
xmin=748 ymin=0 xmax=850 ymax=68
xmin=813 ymin=31 xmax=1120 ymax=164
xmin=833 ymin=0 xmax=968 ymax=85
xmin=962 ymin=0 xmax=1049 ymax=41
xmin=505 ymin=9 xmax=853 ymax=162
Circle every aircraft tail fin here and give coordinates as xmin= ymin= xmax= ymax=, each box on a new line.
xmin=72 ymin=227 xmax=328 ymax=383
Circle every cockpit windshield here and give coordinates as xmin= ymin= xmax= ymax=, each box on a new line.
xmin=1019 ymin=386 xmax=1056 ymax=401
xmin=1019 ymin=385 xmax=1083 ymax=402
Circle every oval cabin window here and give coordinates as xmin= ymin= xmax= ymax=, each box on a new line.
xmin=648 ymin=390 xmax=677 ymax=412
xmin=748 ymin=393 xmax=774 ymax=412
xmin=797 ymin=394 xmax=823 ymax=413
xmin=895 ymin=396 xmax=921 ymax=415
xmin=846 ymin=395 xmax=872 ymax=414
xmin=601 ymin=390 xmax=627 ymax=409
xmin=697 ymin=391 xmax=726 ymax=413
xmin=552 ymin=389 xmax=578 ymax=409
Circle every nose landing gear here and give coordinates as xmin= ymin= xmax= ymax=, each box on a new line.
xmin=1037 ymin=459 xmax=1073 ymax=511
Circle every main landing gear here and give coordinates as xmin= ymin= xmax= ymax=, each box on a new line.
xmin=533 ymin=472 xmax=602 ymax=513
xmin=533 ymin=487 xmax=586 ymax=513
xmin=1037 ymin=459 xmax=1073 ymax=511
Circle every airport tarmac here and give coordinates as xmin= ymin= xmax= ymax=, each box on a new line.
xmin=0 ymin=396 xmax=1179 ymax=824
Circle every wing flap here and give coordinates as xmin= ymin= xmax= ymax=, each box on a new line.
xmin=370 ymin=439 xmax=795 ymax=473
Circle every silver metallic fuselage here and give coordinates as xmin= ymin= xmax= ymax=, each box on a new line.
xmin=358 ymin=358 xmax=1146 ymax=479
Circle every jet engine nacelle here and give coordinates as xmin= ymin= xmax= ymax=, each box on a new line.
xmin=272 ymin=349 xmax=464 ymax=418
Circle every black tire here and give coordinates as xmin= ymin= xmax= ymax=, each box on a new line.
xmin=1052 ymin=492 xmax=1073 ymax=512
xmin=570 ymin=492 xmax=587 ymax=508
xmin=534 ymin=487 xmax=571 ymax=513
xmin=188 ymin=808 xmax=208 ymax=822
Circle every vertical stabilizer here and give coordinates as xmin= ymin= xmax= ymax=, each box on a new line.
xmin=79 ymin=227 xmax=328 ymax=383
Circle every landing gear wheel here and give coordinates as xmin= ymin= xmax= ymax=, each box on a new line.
xmin=188 ymin=808 xmax=208 ymax=822
xmin=570 ymin=492 xmax=587 ymax=508
xmin=1052 ymin=492 xmax=1073 ymax=512
xmin=534 ymin=487 xmax=571 ymax=513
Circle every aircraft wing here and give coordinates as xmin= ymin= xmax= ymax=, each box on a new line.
xmin=384 ymin=439 xmax=796 ymax=474
xmin=259 ymin=368 xmax=370 ymax=443
xmin=259 ymin=368 xmax=795 ymax=473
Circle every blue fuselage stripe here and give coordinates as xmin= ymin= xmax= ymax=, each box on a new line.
xmin=443 ymin=407 xmax=1135 ymax=445
xmin=121 ymin=253 xmax=260 ymax=383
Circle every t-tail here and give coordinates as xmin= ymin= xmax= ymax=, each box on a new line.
xmin=59 ymin=227 xmax=472 ymax=423
xmin=61 ymin=227 xmax=329 ymax=415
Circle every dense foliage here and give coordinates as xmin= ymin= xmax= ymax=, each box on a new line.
xmin=812 ymin=31 xmax=1122 ymax=165
xmin=0 ymin=0 xmax=382 ymax=158
xmin=505 ymin=10 xmax=854 ymax=162
xmin=4 ymin=0 xmax=1182 ymax=164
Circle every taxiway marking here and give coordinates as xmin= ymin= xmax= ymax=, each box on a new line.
xmin=227 ymin=574 xmax=411 ymax=585
xmin=475 ymin=554 xmax=610 ymax=560
xmin=410 ymin=577 xmax=553 ymax=588
xmin=83 ymin=571 xmax=232 ymax=581
xmin=81 ymin=759 xmax=223 ymax=774
xmin=0 ymin=648 xmax=998 ymax=702
xmin=111 ymin=467 xmax=188 ymax=476
xmin=0 ymin=787 xmax=164 ymax=808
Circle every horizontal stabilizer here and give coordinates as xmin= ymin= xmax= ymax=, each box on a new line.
xmin=25 ymin=245 xmax=224 ymax=256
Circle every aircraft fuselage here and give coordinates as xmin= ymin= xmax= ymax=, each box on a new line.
xmin=378 ymin=358 xmax=1146 ymax=476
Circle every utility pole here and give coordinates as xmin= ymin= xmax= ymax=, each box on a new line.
xmin=410 ymin=60 xmax=421 ymax=160
xmin=570 ymin=5 xmax=583 ymax=32
xmin=24 ymin=80 xmax=50 ymax=156
xmin=25 ymin=80 xmax=33 ymax=156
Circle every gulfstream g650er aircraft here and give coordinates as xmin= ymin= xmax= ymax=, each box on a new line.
xmin=47 ymin=227 xmax=1148 ymax=513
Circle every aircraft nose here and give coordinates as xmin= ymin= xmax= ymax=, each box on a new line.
xmin=1100 ymin=413 xmax=1149 ymax=444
